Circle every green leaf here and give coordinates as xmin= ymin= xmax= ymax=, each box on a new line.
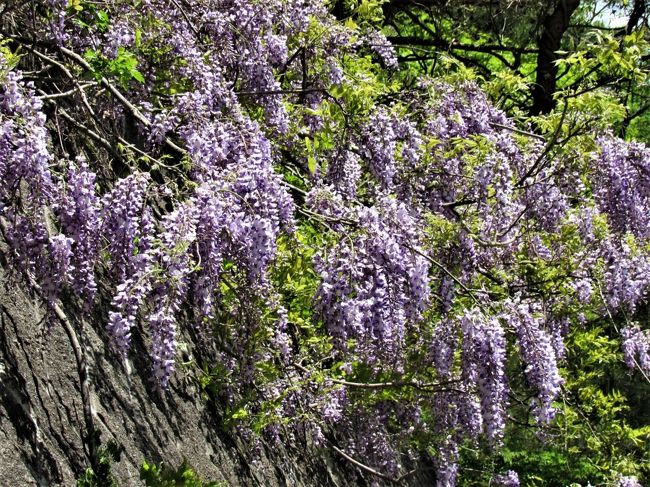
xmin=130 ymin=68 xmax=145 ymax=83
xmin=230 ymin=407 xmax=249 ymax=420
xmin=305 ymin=137 xmax=317 ymax=174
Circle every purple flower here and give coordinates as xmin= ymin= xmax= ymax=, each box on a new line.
xmin=492 ymin=470 xmax=519 ymax=487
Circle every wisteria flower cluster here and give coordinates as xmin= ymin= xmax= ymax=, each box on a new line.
xmin=314 ymin=197 xmax=430 ymax=365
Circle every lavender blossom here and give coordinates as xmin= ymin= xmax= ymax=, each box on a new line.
xmin=508 ymin=301 xmax=563 ymax=424
xmin=492 ymin=470 xmax=520 ymax=487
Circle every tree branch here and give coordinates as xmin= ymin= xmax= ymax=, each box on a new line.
xmin=388 ymin=36 xmax=537 ymax=56
xmin=292 ymin=362 xmax=461 ymax=392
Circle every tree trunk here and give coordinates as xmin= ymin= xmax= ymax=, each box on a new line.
xmin=530 ymin=0 xmax=581 ymax=115
xmin=627 ymin=0 xmax=646 ymax=34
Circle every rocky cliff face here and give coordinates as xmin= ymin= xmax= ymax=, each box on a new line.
xmin=0 ymin=263 xmax=434 ymax=486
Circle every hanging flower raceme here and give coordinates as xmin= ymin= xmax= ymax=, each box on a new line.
xmin=459 ymin=309 xmax=508 ymax=444
xmin=57 ymin=161 xmax=102 ymax=302
xmin=314 ymin=197 xmax=430 ymax=365
xmin=594 ymin=136 xmax=650 ymax=240
xmin=506 ymin=301 xmax=563 ymax=425
xmin=102 ymin=173 xmax=156 ymax=357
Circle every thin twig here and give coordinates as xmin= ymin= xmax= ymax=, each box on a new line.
xmin=236 ymin=88 xmax=328 ymax=96
xmin=489 ymin=121 xmax=546 ymax=141
xmin=328 ymin=442 xmax=395 ymax=482
xmin=53 ymin=105 xmax=121 ymax=158
xmin=22 ymin=45 xmax=96 ymax=117
xmin=57 ymin=45 xmax=186 ymax=155
xmin=37 ymin=81 xmax=98 ymax=100
xmin=292 ymin=362 xmax=460 ymax=392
